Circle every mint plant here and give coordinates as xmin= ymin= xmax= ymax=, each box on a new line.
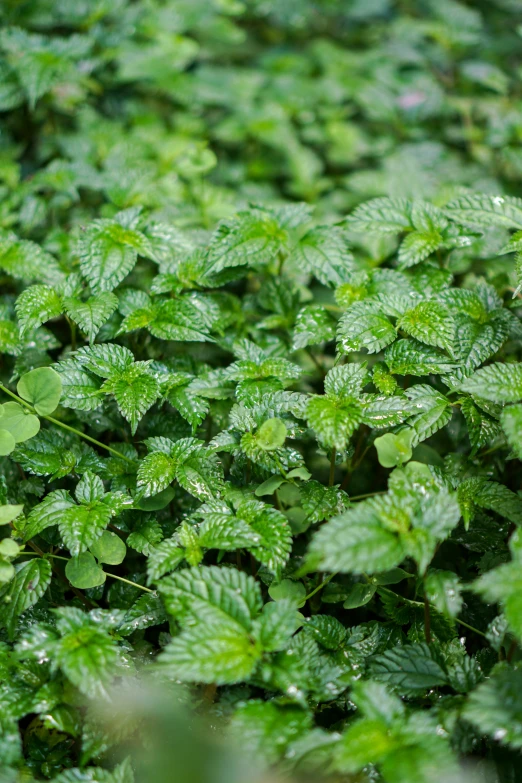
xmin=2 ymin=1 xmax=522 ymax=781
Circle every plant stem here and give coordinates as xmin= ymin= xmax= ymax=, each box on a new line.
xmin=21 ymin=551 xmax=154 ymax=594
xmin=349 ymin=490 xmax=387 ymax=501
xmin=329 ymin=447 xmax=336 ymax=487
xmin=0 ymin=383 xmax=135 ymax=464
xmin=305 ymin=571 xmax=337 ymax=601
xmin=424 ymin=592 xmax=432 ymax=644
xmin=22 ymin=541 xmax=96 ymax=610
xmin=455 ymin=618 xmax=487 ymax=639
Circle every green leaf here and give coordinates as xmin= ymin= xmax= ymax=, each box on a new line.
xmin=78 ymin=220 xmax=151 ymax=294
xmin=398 ymin=301 xmax=454 ymax=352
xmin=473 ymin=561 xmax=522 ymax=640
xmin=199 ymin=500 xmax=292 ymax=574
xmin=424 ymin=570 xmax=462 ymax=618
xmin=404 ymin=385 xmax=452 ymax=445
xmin=385 ymin=339 xmax=454 ymax=376
xmin=268 ymin=579 xmax=306 ymax=608
xmin=307 ymin=395 xmax=363 ymax=450
xmin=0 ymin=505 xmax=23 ymax=525
xmin=65 ymin=552 xmax=106 ymax=589
xmin=63 ymin=292 xmax=119 ymax=343
xmin=146 ymin=538 xmax=185 ymax=584
xmin=370 ymin=643 xmax=448 ymax=690
xmin=464 ymin=667 xmax=522 ymax=749
xmin=346 ymin=197 xmax=412 ymax=233
xmin=52 ymin=608 xmax=121 ymax=700
xmin=205 ymin=209 xmax=286 ymax=273
xmin=230 ymin=701 xmax=312 ymax=765
xmin=59 ymin=502 xmax=113 ymax=556
xmin=0 ymin=429 xmax=16 ymax=456
xmin=290 ymin=226 xmax=354 ymax=286
xmin=256 ymin=417 xmax=287 ymax=450
xmin=15 ymin=284 xmax=63 ymax=336
xmin=374 ymin=429 xmax=414 ymax=468
xmin=343 ymin=582 xmax=377 ymax=609
xmin=159 ymin=621 xmax=261 ymax=684
xmin=461 ymin=362 xmax=522 ymax=403
xmin=158 ymin=565 xmax=262 ymax=629
xmin=137 ymin=451 xmax=177 ymax=498
xmin=446 ymin=194 xmax=522 ymax=230
xmin=102 ymin=363 xmax=159 ymax=434
xmin=0 ymin=559 xmax=52 ymax=636
xmin=333 ymin=718 xmax=397 ymax=774
xmin=89 ymin=531 xmax=126 ymax=565
xmin=337 ymin=301 xmax=396 ymax=355
xmin=127 ymin=516 xmax=163 ymax=556
xmin=300 ymin=480 xmax=350 ymax=524
xmin=0 ymin=402 xmax=40 ymax=443
xmin=501 ymin=403 xmax=522 ymax=458
xmin=310 ymin=503 xmax=404 ymax=574
xmin=23 ymin=489 xmax=75 ymax=541
xmin=293 ymin=306 xmax=336 ymax=350
xmin=17 ymin=367 xmax=62 ymax=415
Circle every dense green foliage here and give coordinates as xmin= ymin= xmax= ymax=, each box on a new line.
xmin=2 ymin=0 xmax=522 ymax=781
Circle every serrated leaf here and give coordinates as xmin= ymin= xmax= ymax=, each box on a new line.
xmin=293 ymin=306 xmax=336 ymax=350
xmin=398 ymin=301 xmax=454 ymax=352
xmin=446 ymin=194 xmax=522 ymax=230
xmin=290 ymin=226 xmax=354 ymax=286
xmin=63 ymin=293 xmax=119 ymax=343
xmin=0 ymin=559 xmax=52 ymax=636
xmin=15 ymin=285 xmax=63 ymax=336
xmin=464 ymin=668 xmax=522 ymax=749
xmin=346 ymin=197 xmax=412 ymax=233
xmin=337 ymin=301 xmax=396 ymax=355
xmin=461 ymin=362 xmax=522 ymax=403
xmin=307 ymin=395 xmax=363 ymax=450
xmin=501 ymin=403 xmax=522 ymax=458
xmin=310 ymin=503 xmax=404 ymax=574
xmin=23 ymin=489 xmax=75 ymax=541
xmin=370 ymin=643 xmax=448 ymax=690
xmin=59 ymin=501 xmax=113 ymax=556
xmin=78 ymin=220 xmax=151 ymax=294
xmin=424 ymin=570 xmax=462 ymax=618
xmin=385 ymin=339 xmax=454 ymax=376
xmin=102 ymin=363 xmax=159 ymax=434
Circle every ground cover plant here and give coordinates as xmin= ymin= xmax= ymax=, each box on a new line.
xmin=3 ymin=0 xmax=522 ymax=781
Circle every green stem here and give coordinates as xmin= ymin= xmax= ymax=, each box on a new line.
xmin=305 ymin=571 xmax=337 ymax=601
xmin=21 ymin=552 xmax=154 ymax=594
xmin=377 ymin=585 xmax=487 ymax=639
xmin=329 ymin=447 xmax=336 ymax=487
xmin=349 ymin=490 xmax=387 ymax=501
xmin=0 ymin=383 xmax=135 ymax=464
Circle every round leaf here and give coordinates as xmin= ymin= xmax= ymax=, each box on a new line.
xmin=268 ymin=578 xmax=306 ymax=608
xmin=89 ymin=530 xmax=127 ymax=565
xmin=0 ymin=402 xmax=40 ymax=443
xmin=65 ymin=552 xmax=106 ymax=589
xmin=343 ymin=582 xmax=376 ymax=609
xmin=256 ymin=418 xmax=287 ymax=451
xmin=374 ymin=429 xmax=414 ymax=469
xmin=17 ymin=367 xmax=63 ymax=415
xmin=135 ymin=486 xmax=175 ymax=511
xmin=0 ymin=559 xmax=15 ymax=584
xmin=0 ymin=539 xmax=20 ymax=558
xmin=0 ymin=429 xmax=16 ymax=456
xmin=0 ymin=505 xmax=24 ymax=525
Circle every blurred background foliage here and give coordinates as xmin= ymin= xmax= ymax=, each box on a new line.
xmin=1 ymin=0 xmax=522 ymax=241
